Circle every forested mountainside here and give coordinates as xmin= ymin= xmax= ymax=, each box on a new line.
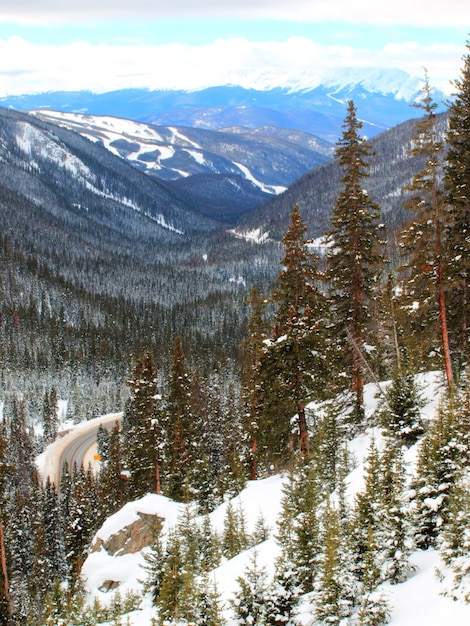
xmin=0 ymin=102 xmax=452 ymax=422
xmin=30 ymin=111 xmax=334 ymax=222
xmin=234 ymin=111 xmax=449 ymax=242
xmin=1 ymin=47 xmax=470 ymax=624
xmin=0 ymin=106 xmax=284 ymax=422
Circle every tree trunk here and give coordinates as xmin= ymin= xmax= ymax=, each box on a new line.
xmin=0 ymin=517 xmax=11 ymax=624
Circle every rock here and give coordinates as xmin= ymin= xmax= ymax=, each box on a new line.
xmin=92 ymin=511 xmax=163 ymax=556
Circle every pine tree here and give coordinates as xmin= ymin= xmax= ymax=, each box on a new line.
xmin=412 ymin=394 xmax=462 ymax=549
xmin=240 ymin=288 xmax=269 ymax=480
xmin=257 ymin=205 xmax=328 ymax=465
xmin=378 ymin=366 xmax=424 ymax=446
xmin=42 ymin=388 xmax=59 ymax=447
xmin=43 ymin=478 xmax=67 ymax=582
xmin=196 ymin=573 xmax=225 ymax=626
xmin=275 ymin=460 xmax=322 ymax=595
xmin=355 ymin=527 xmax=390 ymax=626
xmin=444 ymin=42 xmax=470 ymax=368
xmin=379 ymin=441 xmax=413 ymax=584
xmin=398 ymin=74 xmax=453 ymax=385
xmin=352 ymin=438 xmax=383 ymax=581
xmin=222 ymin=501 xmax=249 ymax=560
xmin=154 ymin=526 xmax=199 ymax=625
xmin=314 ymin=498 xmax=355 ymax=624
xmin=122 ymin=352 xmax=161 ymax=498
xmin=231 ymin=550 xmax=269 ymax=626
xmin=98 ymin=422 xmax=125 ymax=520
xmin=163 ymin=337 xmax=194 ymax=502
xmin=439 ymin=477 xmax=470 ymax=602
xmin=326 ymin=101 xmax=386 ymax=426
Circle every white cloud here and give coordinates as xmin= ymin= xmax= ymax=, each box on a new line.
xmin=0 ymin=0 xmax=468 ymax=27
xmin=0 ymin=36 xmax=464 ymax=97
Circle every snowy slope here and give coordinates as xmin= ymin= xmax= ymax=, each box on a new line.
xmin=81 ymin=371 xmax=470 ymax=625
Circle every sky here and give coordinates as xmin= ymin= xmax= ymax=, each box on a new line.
xmin=0 ymin=0 xmax=468 ymax=97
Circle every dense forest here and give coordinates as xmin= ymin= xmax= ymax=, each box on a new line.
xmin=0 ymin=45 xmax=469 ymax=625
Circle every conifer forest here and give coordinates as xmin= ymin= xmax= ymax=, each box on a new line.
xmin=1 ymin=43 xmax=470 ymax=626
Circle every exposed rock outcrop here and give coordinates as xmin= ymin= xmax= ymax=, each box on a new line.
xmin=92 ymin=511 xmax=162 ymax=557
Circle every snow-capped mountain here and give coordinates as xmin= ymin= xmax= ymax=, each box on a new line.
xmin=30 ymin=110 xmax=332 ymax=187
xmin=0 ymin=69 xmax=445 ymax=144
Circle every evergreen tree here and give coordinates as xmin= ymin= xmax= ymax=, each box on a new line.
xmin=43 ymin=478 xmax=67 ymax=582
xmin=379 ymin=441 xmax=413 ymax=585
xmin=352 ymin=438 xmax=383 ymax=581
xmin=275 ymin=460 xmax=322 ymax=595
xmin=196 ymin=573 xmax=225 ymax=626
xmin=98 ymin=422 xmax=125 ymax=520
xmin=231 ymin=550 xmax=269 ymax=626
xmin=355 ymin=527 xmax=390 ymax=626
xmin=163 ymin=337 xmax=194 ymax=502
xmin=326 ymin=101 xmax=386 ymax=426
xmin=154 ymin=526 xmax=199 ymax=625
xmin=257 ymin=205 xmax=328 ymax=465
xmin=398 ymin=74 xmax=453 ymax=385
xmin=222 ymin=501 xmax=249 ymax=560
xmin=42 ymin=388 xmax=59 ymax=447
xmin=122 ymin=352 xmax=161 ymax=498
xmin=240 ymin=288 xmax=269 ymax=480
xmin=412 ymin=394 xmax=462 ymax=549
xmin=378 ymin=366 xmax=424 ymax=446
xmin=444 ymin=42 xmax=470 ymax=368
xmin=314 ymin=498 xmax=355 ymax=624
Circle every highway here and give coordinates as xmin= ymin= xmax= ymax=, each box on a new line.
xmin=37 ymin=412 xmax=123 ymax=487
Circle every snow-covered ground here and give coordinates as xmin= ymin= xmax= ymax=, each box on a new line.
xmin=80 ymin=372 xmax=470 ymax=624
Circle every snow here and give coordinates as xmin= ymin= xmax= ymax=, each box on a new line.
xmin=228 ymin=227 xmax=270 ymax=243
xmin=80 ymin=371 xmax=470 ymax=624
xmin=234 ymin=161 xmax=287 ymax=195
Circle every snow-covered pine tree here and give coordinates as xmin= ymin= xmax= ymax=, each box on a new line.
xmin=378 ymin=365 xmax=424 ymax=446
xmin=352 ymin=438 xmax=383 ymax=581
xmin=275 ymin=459 xmax=322 ymax=595
xmin=222 ymin=501 xmax=249 ymax=560
xmin=163 ymin=337 xmax=194 ymax=502
xmin=231 ymin=550 xmax=269 ymax=626
xmin=196 ymin=572 xmax=225 ymax=626
xmin=98 ymin=421 xmax=125 ymax=520
xmin=412 ymin=393 xmax=462 ymax=549
xmin=122 ymin=351 xmax=161 ymax=498
xmin=314 ymin=497 xmax=355 ymax=624
xmin=326 ymin=101 xmax=386 ymax=427
xmin=355 ymin=527 xmax=390 ymax=626
xmin=379 ymin=441 xmax=413 ymax=584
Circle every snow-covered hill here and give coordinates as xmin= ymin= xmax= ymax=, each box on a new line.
xmin=80 ymin=371 xmax=470 ymax=625
xmin=30 ymin=109 xmax=332 ymax=199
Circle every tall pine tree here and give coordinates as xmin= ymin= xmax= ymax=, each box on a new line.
xmin=326 ymin=101 xmax=386 ymax=426
xmin=257 ymin=205 xmax=328 ymax=464
xmin=444 ymin=42 xmax=470 ymax=369
xmin=398 ymin=74 xmax=453 ymax=385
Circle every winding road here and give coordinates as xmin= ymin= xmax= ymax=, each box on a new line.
xmin=37 ymin=412 xmax=123 ymax=487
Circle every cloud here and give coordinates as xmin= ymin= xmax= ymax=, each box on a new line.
xmin=0 ymin=36 xmax=463 ymax=97
xmin=0 ymin=0 xmax=468 ymax=27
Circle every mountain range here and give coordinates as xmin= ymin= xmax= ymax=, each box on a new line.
xmin=28 ymin=110 xmax=333 ymax=221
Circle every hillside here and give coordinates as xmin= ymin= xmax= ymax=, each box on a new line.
xmin=29 ymin=110 xmax=333 ymax=221
xmin=233 ymin=111 xmax=449 ymax=242
xmin=74 ymin=372 xmax=470 ymax=625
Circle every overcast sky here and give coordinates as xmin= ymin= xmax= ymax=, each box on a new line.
xmin=0 ymin=0 xmax=468 ymax=96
